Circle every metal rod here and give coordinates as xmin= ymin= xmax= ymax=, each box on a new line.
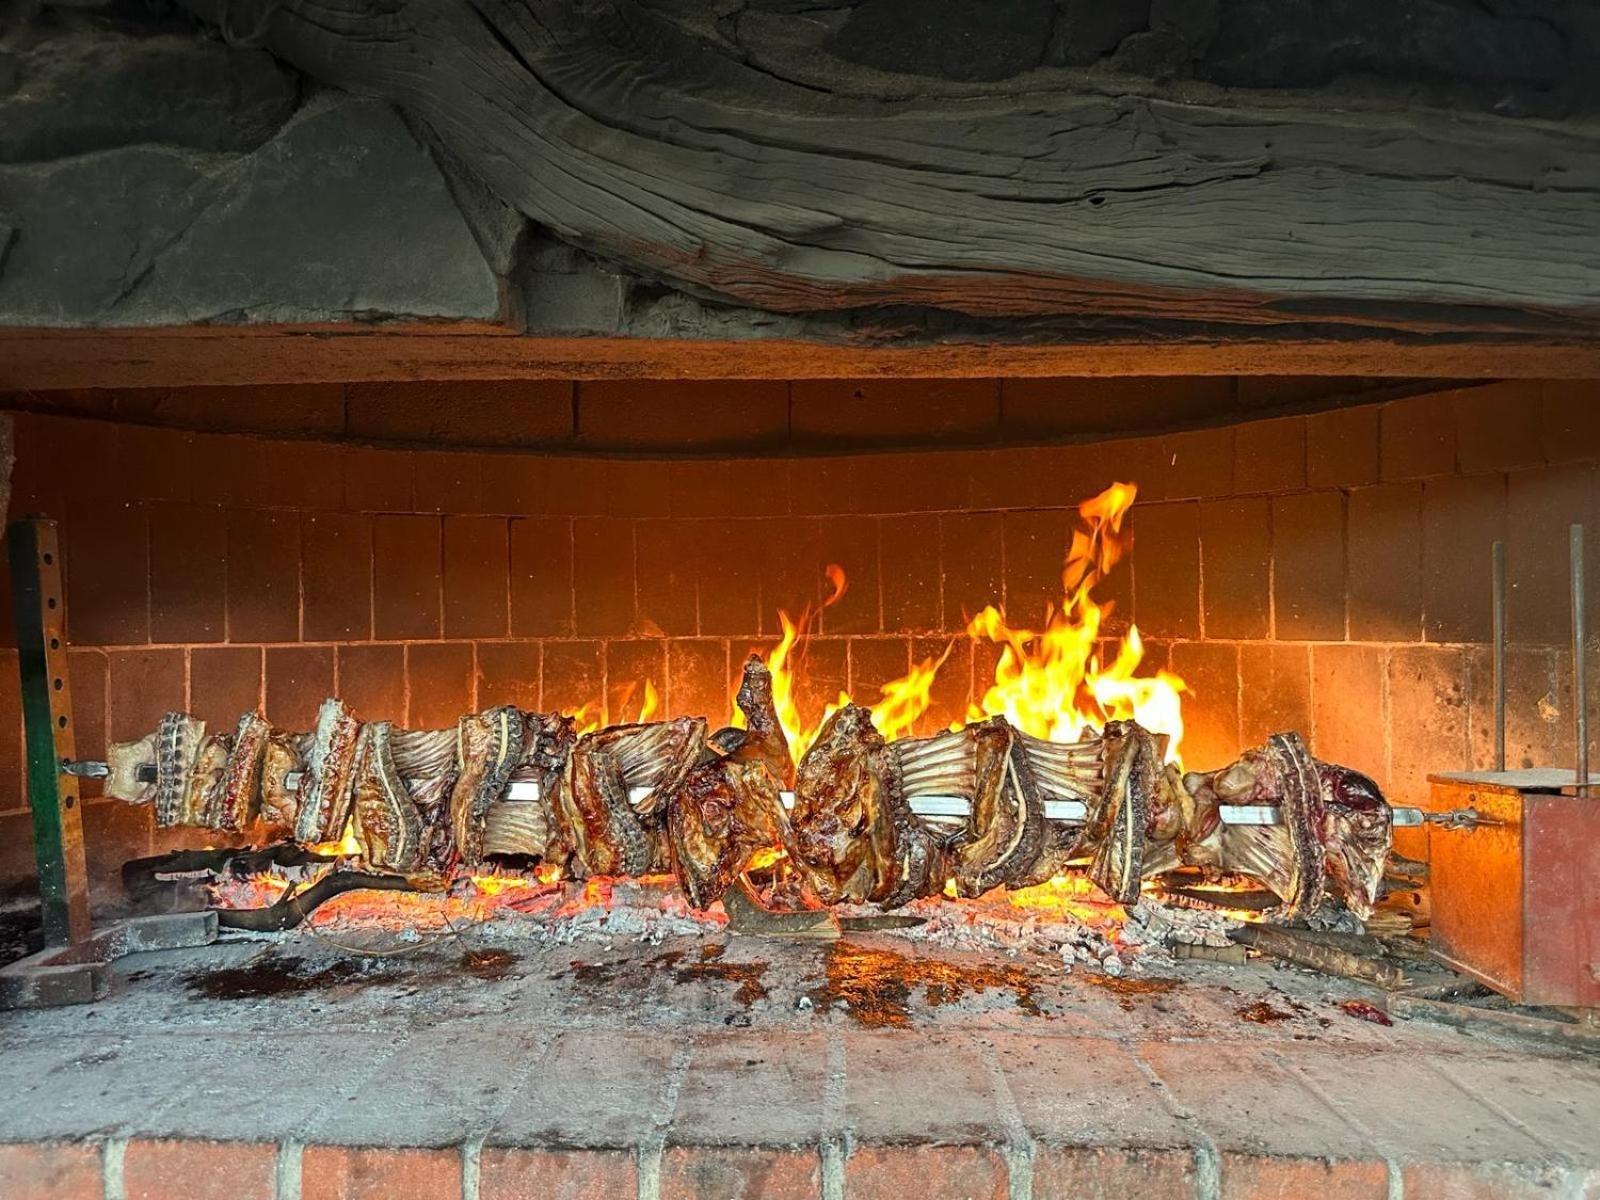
xmin=1573 ymin=524 xmax=1589 ymax=791
xmin=1492 ymin=540 xmax=1507 ymax=772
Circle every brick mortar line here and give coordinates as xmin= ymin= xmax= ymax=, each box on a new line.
xmin=820 ymin=1029 xmax=848 ymax=1200
xmin=1267 ymin=1046 xmax=1403 ymax=1190
xmin=973 ymin=1035 xmax=1034 ymax=1200
xmin=1127 ymin=1046 xmax=1219 ymax=1200
xmin=636 ymin=1039 xmax=693 ymax=1200
xmin=459 ymin=1027 xmax=560 ymax=1200
xmin=102 ymin=1136 xmax=126 ymax=1200
xmin=1424 ymin=1058 xmax=1576 ymax=1169
xmin=276 ymin=1140 xmax=302 ymax=1200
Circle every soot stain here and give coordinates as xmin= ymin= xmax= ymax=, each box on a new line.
xmin=184 ymin=956 xmax=405 ymax=1000
xmin=813 ymin=941 xmax=1047 ymax=1028
xmin=1082 ymin=972 xmax=1179 ymax=1011
xmin=1237 ymin=999 xmax=1297 ymax=1023
xmin=556 ymin=946 xmax=768 ymax=1009
xmin=461 ymin=948 xmax=518 ymax=981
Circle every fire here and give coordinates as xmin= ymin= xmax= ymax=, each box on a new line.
xmin=1008 ymin=873 xmax=1128 ymax=927
xmin=310 ymin=820 xmax=362 ymax=857
xmin=744 ymin=481 xmax=1185 ymax=763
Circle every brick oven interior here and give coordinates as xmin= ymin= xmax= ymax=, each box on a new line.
xmin=4 ymin=2 xmax=1600 ymax=1196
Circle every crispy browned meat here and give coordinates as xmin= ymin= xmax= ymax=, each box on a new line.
xmin=1316 ymin=761 xmax=1391 ymax=919
xmin=666 ymin=756 xmax=787 ymax=908
xmin=351 ymin=721 xmax=425 ymax=872
xmin=153 ymin=712 xmax=206 ymax=828
xmin=1076 ymin=719 xmax=1157 ymax=904
xmin=789 ymin=705 xmax=933 ymax=907
xmin=954 ymin=717 xmax=1046 ymax=896
xmin=295 ymin=700 xmax=361 ymax=845
xmin=557 ymin=739 xmax=653 ymax=877
xmin=258 ymin=730 xmax=305 ymax=830
xmin=449 ymin=707 xmax=525 ymax=866
xmin=210 ymin=712 xmax=270 ymax=832
xmin=727 ymin=655 xmax=794 ymax=787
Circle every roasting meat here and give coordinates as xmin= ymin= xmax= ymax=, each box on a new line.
xmin=1076 ymin=719 xmax=1158 ymax=904
xmin=1317 ymin=762 xmax=1391 ymax=918
xmin=294 ymin=699 xmax=362 ymax=845
xmin=722 ymin=655 xmax=794 ymax=788
xmin=666 ymin=756 xmax=788 ymax=908
xmin=153 ymin=712 xmax=206 ymax=828
xmin=449 ymin=707 xmax=525 ymax=866
xmin=209 ymin=712 xmax=271 ymax=832
xmin=557 ymin=737 xmax=653 ymax=877
xmin=580 ymin=717 xmax=707 ymax=819
xmin=350 ymin=721 xmax=425 ymax=872
xmin=183 ymin=732 xmax=229 ymax=830
xmin=788 ymin=705 xmax=933 ymax=907
xmin=483 ymin=711 xmax=576 ymax=860
xmin=259 ymin=729 xmax=306 ymax=830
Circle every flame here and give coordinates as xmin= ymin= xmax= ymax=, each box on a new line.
xmin=1008 ymin=873 xmax=1128 ymax=926
xmin=965 ymin=482 xmax=1185 ymax=762
xmin=742 ymin=482 xmax=1185 ymax=763
xmin=309 ymin=820 xmax=362 ymax=857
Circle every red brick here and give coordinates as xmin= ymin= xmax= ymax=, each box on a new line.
xmin=1002 ymin=509 xmax=1069 ymax=629
xmin=606 ymin=460 xmax=676 ymax=519
xmin=1239 ymin=643 xmax=1313 ymax=746
xmin=1347 ymin=484 xmax=1422 ymax=642
xmin=753 ymin=518 xmax=828 ymax=639
xmin=791 ymin=638 xmax=849 ymax=736
xmin=1541 ymin=379 xmax=1600 ymax=466
xmin=1453 ymin=382 xmax=1544 ymax=474
xmin=1220 ymin=1153 xmax=1387 ymax=1200
xmin=1401 ymin=1161 xmax=1568 ymax=1200
xmin=1200 ymin=498 xmax=1270 ymax=639
xmin=0 ymin=1140 xmax=102 ymax=1200
xmin=511 ymin=517 xmax=574 ymax=637
xmin=62 ymin=502 xmax=148 ymax=647
xmin=526 ymin=457 xmax=612 ymax=519
xmin=345 ymin=380 xmax=574 ymax=447
xmin=1272 ymin=491 xmax=1345 ymax=640
xmin=478 ymin=1147 xmax=636 ymax=1200
xmin=1234 ymin=416 xmax=1307 ymax=495
xmin=849 ymin=450 xmax=968 ymax=515
xmin=962 ymin=446 xmax=1063 ymax=512
xmin=188 ymin=433 xmax=272 ymax=508
xmin=225 ymin=508 xmax=300 ymax=643
xmin=939 ymin=512 xmax=1003 ymax=634
xmin=660 ymin=1146 xmax=820 ymax=1200
xmin=341 ymin=445 xmax=415 ymax=515
xmin=578 ymin=380 xmax=787 ymax=451
xmin=1422 ymin=474 xmax=1505 ymax=643
xmin=407 ymin=642 xmax=476 ymax=727
xmin=301 ymin=1145 xmax=462 ymax=1200
xmin=67 ymin=648 xmax=107 ymax=799
xmin=879 ymin=514 xmax=942 ymax=634
xmin=572 ymin=517 xmax=635 ymax=637
xmin=1506 ymin=466 xmax=1598 ymax=646
xmin=107 ymin=647 xmax=185 ymax=739
xmin=151 ymin=383 xmax=346 ymax=437
xmin=1031 ymin=1146 xmax=1194 ymax=1200
xmin=667 ymin=640 xmax=731 ymax=724
xmin=849 ymin=638 xmax=911 ymax=704
xmin=475 ymin=455 xmax=546 ymax=518
xmin=123 ymin=1138 xmax=276 ymax=1200
xmin=189 ymin=646 xmax=262 ymax=727
xmin=148 ymin=503 xmax=226 ymax=643
xmin=605 ymin=640 xmax=666 ymax=724
xmin=84 ymin=797 xmax=155 ymax=901
xmin=1153 ymin=426 xmax=1235 ymax=502
xmin=117 ymin=422 xmax=193 ymax=503
xmin=914 ymin=636 xmax=973 ymax=735
xmin=635 ymin=521 xmax=701 ymax=637
xmin=1307 ymin=403 xmax=1382 ymax=490
xmin=791 ymin=378 xmax=998 ymax=447
xmin=1381 ymin=390 xmax=1458 ymax=481
xmin=809 ymin=518 xmax=877 ymax=635
xmin=789 ymin=456 xmax=857 ymax=518
xmin=542 ymin=641 xmax=603 ymax=718
xmin=374 ymin=515 xmax=441 ymax=640
xmin=1387 ymin=645 xmax=1469 ymax=813
xmin=475 ymin=642 xmax=540 ymax=711
xmin=670 ymin=458 xmax=789 ymax=520
xmin=335 ymin=643 xmax=405 ymax=718
xmin=264 ymin=645 xmax=335 ymax=729
xmin=1311 ymin=644 xmax=1389 ymax=792
xmin=1131 ymin=501 xmax=1201 ymax=640
xmin=1168 ymin=641 xmax=1240 ymax=767
xmin=844 ymin=1145 xmax=1006 ymax=1200
xmin=695 ymin=525 xmax=764 ymax=637
xmin=1001 ymin=376 xmax=1233 ymax=442
xmin=267 ymin=438 xmax=344 ymax=512
xmin=443 ymin=516 xmax=510 ymax=638
xmin=302 ymin=513 xmax=372 ymax=641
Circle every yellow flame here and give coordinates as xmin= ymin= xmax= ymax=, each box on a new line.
xmin=310 ymin=820 xmax=362 ymax=857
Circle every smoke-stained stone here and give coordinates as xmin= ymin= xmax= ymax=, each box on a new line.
xmin=827 ymin=0 xmax=1054 ymax=81
xmin=0 ymin=20 xmax=297 ymax=163
xmin=1046 ymin=0 xmax=1148 ymax=67
xmin=0 ymin=91 xmax=501 ymax=326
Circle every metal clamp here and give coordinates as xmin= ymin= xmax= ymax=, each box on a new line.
xmin=1425 ymin=806 xmax=1503 ymax=832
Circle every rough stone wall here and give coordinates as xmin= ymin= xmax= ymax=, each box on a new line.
xmin=1 ymin=379 xmax=1597 ymax=907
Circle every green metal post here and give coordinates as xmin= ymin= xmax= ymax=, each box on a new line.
xmin=8 ymin=519 xmax=91 ymax=947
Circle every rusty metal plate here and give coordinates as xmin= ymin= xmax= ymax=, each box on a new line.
xmin=1429 ymin=778 xmax=1525 ymax=1000
xmin=1523 ymin=795 xmax=1600 ymax=1008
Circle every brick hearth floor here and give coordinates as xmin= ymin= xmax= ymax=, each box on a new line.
xmin=1 ymin=930 xmax=1597 ymax=1200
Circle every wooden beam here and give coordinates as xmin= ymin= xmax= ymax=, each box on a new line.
xmin=3 ymin=326 xmax=1598 ymax=388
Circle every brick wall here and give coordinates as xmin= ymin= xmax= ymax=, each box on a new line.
xmin=2 ymin=378 xmax=1597 ymax=904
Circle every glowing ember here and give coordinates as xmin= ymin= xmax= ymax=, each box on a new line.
xmin=1007 ymin=873 xmax=1128 ymax=927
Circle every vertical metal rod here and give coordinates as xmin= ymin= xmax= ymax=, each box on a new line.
xmin=8 ymin=519 xmax=92 ymax=947
xmin=1572 ymin=523 xmax=1588 ymax=791
xmin=1492 ymin=540 xmax=1507 ymax=772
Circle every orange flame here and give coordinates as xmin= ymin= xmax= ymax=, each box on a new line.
xmin=742 ymin=482 xmax=1184 ymax=763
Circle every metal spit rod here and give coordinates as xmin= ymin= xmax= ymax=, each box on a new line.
xmin=1492 ymin=539 xmax=1507 ymax=772
xmin=1573 ymin=523 xmax=1589 ymax=791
